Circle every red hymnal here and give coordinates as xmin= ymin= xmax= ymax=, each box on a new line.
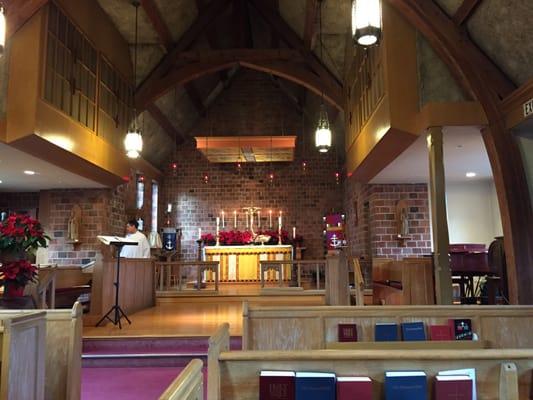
xmin=434 ymin=375 xmax=472 ymax=400
xmin=337 ymin=377 xmax=372 ymax=400
xmin=260 ymin=371 xmax=295 ymax=400
xmin=429 ymin=325 xmax=453 ymax=341
xmin=338 ymin=324 xmax=358 ymax=342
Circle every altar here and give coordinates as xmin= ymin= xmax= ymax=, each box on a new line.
xmin=203 ymin=245 xmax=293 ymax=282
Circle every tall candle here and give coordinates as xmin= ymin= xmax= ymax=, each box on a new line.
xmin=278 ymin=216 xmax=282 ymax=228
xmin=279 ymin=211 xmax=283 ymax=226
xmin=250 ymin=211 xmax=254 ymax=231
xmin=221 ymin=211 xmax=225 ymax=228
xmin=167 ymin=203 xmax=172 ymax=213
xmin=269 ymin=210 xmax=272 ymax=228
xmin=245 ymin=211 xmax=249 ymax=229
xmin=258 ymin=211 xmax=261 ymax=228
xmin=198 ymin=228 xmax=202 ymax=239
xmin=234 ymin=210 xmax=237 ymax=228
xmin=293 ymin=226 xmax=296 ymax=239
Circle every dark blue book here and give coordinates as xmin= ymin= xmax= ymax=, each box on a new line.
xmin=295 ymin=372 xmax=336 ymax=400
xmin=375 ymin=323 xmax=398 ymax=341
xmin=385 ymin=371 xmax=427 ymax=400
xmin=401 ymin=322 xmax=426 ymax=341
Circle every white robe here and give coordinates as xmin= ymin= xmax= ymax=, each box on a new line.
xmin=120 ymin=231 xmax=151 ymax=258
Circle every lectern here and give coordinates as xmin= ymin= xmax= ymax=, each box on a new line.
xmin=96 ymin=236 xmax=138 ymax=329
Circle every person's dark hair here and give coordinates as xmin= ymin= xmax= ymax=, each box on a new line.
xmin=127 ymin=219 xmax=139 ymax=229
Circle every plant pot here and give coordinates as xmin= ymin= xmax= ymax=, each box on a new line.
xmin=3 ymin=283 xmax=25 ymax=298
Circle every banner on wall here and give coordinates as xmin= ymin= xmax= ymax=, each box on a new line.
xmin=324 ymin=213 xmax=346 ymax=251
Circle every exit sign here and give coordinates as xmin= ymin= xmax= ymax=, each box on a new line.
xmin=524 ymin=98 xmax=533 ymax=118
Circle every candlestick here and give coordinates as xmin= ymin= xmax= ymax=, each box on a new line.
xmin=293 ymin=226 xmax=296 ymax=239
xmin=198 ymin=228 xmax=202 ymax=239
xmin=278 ymin=224 xmax=282 ymax=246
xmin=216 ymin=217 xmax=220 ymax=246
xmin=279 ymin=211 xmax=283 ymax=226
xmin=221 ymin=211 xmax=225 ymax=229
xmin=167 ymin=203 xmax=172 ymax=213
xmin=258 ymin=211 xmax=261 ymax=228
xmin=269 ymin=210 xmax=272 ymax=228
xmin=245 ymin=211 xmax=249 ymax=229
xmin=278 ymin=216 xmax=282 ymax=227
xmin=233 ymin=210 xmax=237 ymax=229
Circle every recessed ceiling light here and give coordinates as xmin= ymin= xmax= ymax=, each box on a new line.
xmin=24 ymin=170 xmax=36 ymax=175
xmin=0 ymin=180 xmax=2 ymax=184
xmin=466 ymin=172 xmax=476 ymax=178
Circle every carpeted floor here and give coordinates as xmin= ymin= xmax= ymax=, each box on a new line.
xmin=82 ymin=367 xmax=198 ymax=400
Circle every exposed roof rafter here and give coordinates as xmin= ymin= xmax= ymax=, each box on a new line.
xmin=146 ymin=104 xmax=186 ymax=144
xmin=452 ymin=0 xmax=483 ymax=26
xmin=303 ymin=0 xmax=319 ymax=50
xmin=140 ymin=0 xmax=173 ymax=50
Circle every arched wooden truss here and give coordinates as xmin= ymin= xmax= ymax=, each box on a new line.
xmin=388 ymin=0 xmax=533 ymax=304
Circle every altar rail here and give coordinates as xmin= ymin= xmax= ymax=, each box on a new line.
xmin=0 ymin=303 xmax=83 ymax=400
xmin=259 ymin=259 xmax=327 ymax=289
xmin=208 ymin=324 xmax=533 ymax=400
xmin=0 ymin=312 xmax=46 ymax=400
xmin=159 ymin=359 xmax=204 ymax=400
xmin=155 ymin=261 xmax=220 ymax=291
xmin=242 ymin=303 xmax=533 ymax=350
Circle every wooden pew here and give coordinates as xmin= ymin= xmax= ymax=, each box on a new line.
xmin=372 ymin=257 xmax=435 ymax=304
xmin=242 ymin=303 xmax=533 ymax=350
xmin=0 ymin=303 xmax=83 ymax=400
xmin=209 ymin=323 xmax=532 ymax=400
xmin=0 ymin=312 xmax=46 ymax=400
xmin=158 ymin=359 xmax=204 ymax=400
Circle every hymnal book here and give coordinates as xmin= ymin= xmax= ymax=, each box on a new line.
xmin=438 ymin=368 xmax=477 ymax=400
xmin=401 ymin=322 xmax=426 ymax=341
xmin=97 ymin=235 xmax=138 ymax=246
xmin=260 ymin=371 xmax=295 ymax=400
xmin=385 ymin=371 xmax=427 ymax=400
xmin=434 ymin=375 xmax=472 ymax=400
xmin=338 ymin=324 xmax=358 ymax=342
xmin=429 ymin=325 xmax=453 ymax=341
xmin=336 ymin=377 xmax=372 ymax=400
xmin=295 ymin=372 xmax=336 ymax=400
xmin=448 ymin=319 xmax=473 ymax=340
xmin=375 ymin=323 xmax=398 ymax=341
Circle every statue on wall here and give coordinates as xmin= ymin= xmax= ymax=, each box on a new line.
xmin=67 ymin=204 xmax=82 ymax=242
xmin=395 ymin=200 xmax=409 ymax=238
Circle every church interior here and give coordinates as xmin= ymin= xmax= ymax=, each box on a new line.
xmin=0 ymin=0 xmax=532 ymax=399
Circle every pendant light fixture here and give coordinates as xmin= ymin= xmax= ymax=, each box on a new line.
xmin=0 ymin=5 xmax=6 ymax=58
xmin=203 ymin=107 xmax=211 ymax=184
xmin=170 ymin=87 xmax=179 ymax=177
xmin=315 ymin=0 xmax=332 ymax=153
xmin=268 ymin=135 xmax=274 ymax=185
xmin=301 ymin=112 xmax=308 ymax=174
xmin=236 ymin=136 xmax=242 ymax=173
xmin=352 ymin=0 xmax=382 ymax=47
xmin=124 ymin=1 xmax=143 ymax=159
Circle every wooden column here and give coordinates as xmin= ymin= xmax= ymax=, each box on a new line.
xmin=325 ymin=252 xmax=350 ymax=305
xmin=427 ymin=126 xmax=453 ymax=304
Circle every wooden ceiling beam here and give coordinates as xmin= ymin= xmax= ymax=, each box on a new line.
xmin=303 ymin=0 xmax=318 ymax=50
xmin=249 ymin=0 xmax=342 ymax=93
xmin=137 ymin=0 xmax=232 ymax=96
xmin=4 ymin=0 xmax=48 ymax=38
xmin=233 ymin=0 xmax=253 ymax=48
xmin=175 ymin=49 xmax=304 ymax=63
xmin=140 ymin=0 xmax=173 ymax=50
xmin=452 ymin=0 xmax=483 ymax=26
xmin=146 ymin=104 xmax=185 ymax=144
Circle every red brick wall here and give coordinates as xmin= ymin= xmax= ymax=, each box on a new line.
xmin=0 ymin=192 xmax=40 ymax=216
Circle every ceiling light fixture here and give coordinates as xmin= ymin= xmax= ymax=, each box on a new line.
xmin=466 ymin=172 xmax=476 ymax=178
xmin=0 ymin=5 xmax=6 ymax=57
xmin=315 ymin=1 xmax=332 ymax=153
xmin=352 ymin=0 xmax=382 ymax=47
xmin=124 ymin=1 xmax=143 ymax=159
xmin=24 ymin=170 xmax=36 ymax=175
xmin=0 ymin=179 xmax=3 ymax=184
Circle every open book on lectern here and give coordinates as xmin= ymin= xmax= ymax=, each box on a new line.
xmin=97 ymin=235 xmax=138 ymax=246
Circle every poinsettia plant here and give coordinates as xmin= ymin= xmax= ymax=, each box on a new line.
xmin=0 ymin=214 xmax=49 ymax=254
xmin=219 ymin=230 xmax=253 ymax=245
xmin=199 ymin=233 xmax=216 ymax=246
xmin=0 ymin=260 xmax=38 ymax=288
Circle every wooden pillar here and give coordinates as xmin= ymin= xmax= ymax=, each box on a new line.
xmin=325 ymin=252 xmax=350 ymax=305
xmin=427 ymin=126 xmax=453 ymax=304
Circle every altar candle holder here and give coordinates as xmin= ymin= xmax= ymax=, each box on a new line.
xmin=216 ymin=217 xmax=220 ymax=246
xmin=221 ymin=211 xmax=225 ymax=229
xmin=278 ymin=224 xmax=283 ymax=246
xmin=234 ymin=210 xmax=237 ymax=229
xmin=269 ymin=210 xmax=272 ymax=228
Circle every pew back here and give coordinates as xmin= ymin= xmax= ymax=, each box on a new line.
xmin=0 ymin=312 xmax=46 ymax=400
xmin=243 ymin=304 xmax=533 ymax=350
xmin=159 ymin=359 xmax=203 ymax=400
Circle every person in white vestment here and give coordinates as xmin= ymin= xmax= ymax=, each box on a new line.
xmin=120 ymin=219 xmax=151 ymax=258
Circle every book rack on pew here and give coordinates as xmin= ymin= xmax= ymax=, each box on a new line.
xmin=204 ymin=323 xmax=533 ymax=400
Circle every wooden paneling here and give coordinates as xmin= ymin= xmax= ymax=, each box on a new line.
xmin=159 ymin=359 xmax=203 ymax=400
xmin=243 ymin=304 xmax=533 ymax=350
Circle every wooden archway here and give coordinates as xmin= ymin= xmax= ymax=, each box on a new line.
xmin=134 ymin=51 xmax=344 ymax=113
xmin=388 ymin=0 xmax=533 ymax=304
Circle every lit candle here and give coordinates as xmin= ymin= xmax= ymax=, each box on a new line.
xmin=167 ymin=203 xmax=172 ymax=213
xmin=234 ymin=210 xmax=237 ymax=228
xmin=258 ymin=211 xmax=261 ymax=228
xmin=245 ymin=211 xmax=249 ymax=229
xmin=278 ymin=216 xmax=282 ymax=228
xmin=269 ymin=210 xmax=272 ymax=228
xmin=250 ymin=211 xmax=254 ymax=231
xmin=221 ymin=211 xmax=225 ymax=228
xmin=279 ymin=211 xmax=283 ymax=226
xmin=198 ymin=228 xmax=202 ymax=239
xmin=293 ymin=226 xmax=296 ymax=239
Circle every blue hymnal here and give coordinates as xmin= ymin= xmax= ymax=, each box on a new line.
xmin=385 ymin=371 xmax=427 ymax=400
xmin=295 ymin=372 xmax=336 ymax=400
xmin=401 ymin=322 xmax=426 ymax=341
xmin=375 ymin=323 xmax=398 ymax=341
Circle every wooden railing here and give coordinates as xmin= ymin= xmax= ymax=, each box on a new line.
xmin=257 ymin=259 xmax=327 ymax=289
xmin=158 ymin=359 xmax=203 ymax=400
xmin=207 ymin=323 xmax=230 ymax=400
xmin=155 ymin=261 xmax=220 ymax=292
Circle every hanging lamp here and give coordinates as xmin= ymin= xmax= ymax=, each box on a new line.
xmin=352 ymin=0 xmax=382 ymax=47
xmin=236 ymin=137 xmax=242 ymax=173
xmin=0 ymin=5 xmax=6 ymax=57
xmin=124 ymin=1 xmax=143 ymax=159
xmin=315 ymin=0 xmax=332 ymax=153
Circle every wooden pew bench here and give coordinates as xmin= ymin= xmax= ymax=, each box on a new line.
xmin=158 ymin=359 xmax=204 ymax=400
xmin=0 ymin=311 xmax=46 ymax=400
xmin=209 ymin=324 xmax=533 ymax=400
xmin=242 ymin=303 xmax=533 ymax=350
xmin=0 ymin=303 xmax=83 ymax=400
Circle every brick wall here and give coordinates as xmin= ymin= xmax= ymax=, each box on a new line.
xmin=0 ymin=192 xmax=40 ymax=216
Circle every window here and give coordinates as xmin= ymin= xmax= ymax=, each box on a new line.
xmin=136 ymin=175 xmax=144 ymax=210
xmin=151 ymin=181 xmax=159 ymax=232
